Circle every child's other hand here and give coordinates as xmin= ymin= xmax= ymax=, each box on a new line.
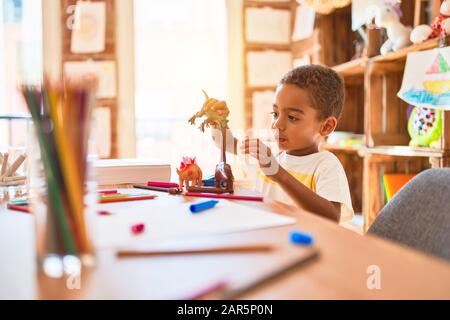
xmin=240 ymin=138 xmax=280 ymax=179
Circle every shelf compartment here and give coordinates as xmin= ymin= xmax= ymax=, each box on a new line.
xmin=371 ymin=37 xmax=449 ymax=64
xmin=362 ymin=155 xmax=431 ymax=231
xmin=332 ymin=57 xmax=367 ymax=78
xmin=359 ymin=146 xmax=449 ymax=158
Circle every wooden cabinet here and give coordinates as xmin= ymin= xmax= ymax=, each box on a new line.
xmin=243 ymin=0 xmax=450 ymax=230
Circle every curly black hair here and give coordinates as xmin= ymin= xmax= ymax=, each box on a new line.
xmin=279 ymin=64 xmax=345 ymax=119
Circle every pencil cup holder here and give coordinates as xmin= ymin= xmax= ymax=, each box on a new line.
xmin=23 ymin=79 xmax=99 ymax=279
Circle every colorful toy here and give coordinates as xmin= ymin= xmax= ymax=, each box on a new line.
xmin=176 ymin=156 xmax=203 ymax=189
xmin=383 ymin=173 xmax=416 ymax=201
xmin=187 ymin=90 xmax=234 ymax=194
xmin=367 ymin=1 xmax=411 ymax=55
xmin=188 ymin=90 xmax=230 ymax=132
xmin=410 ymin=0 xmax=450 ymax=44
xmin=408 ymin=106 xmax=442 ymax=147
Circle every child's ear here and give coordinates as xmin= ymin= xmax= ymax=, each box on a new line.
xmin=320 ymin=117 xmax=337 ymax=137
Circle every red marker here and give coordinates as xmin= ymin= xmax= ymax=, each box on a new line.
xmin=185 ymin=192 xmax=263 ymax=202
xmin=7 ymin=204 xmax=31 ymax=213
xmin=147 ymin=181 xmax=179 ymax=188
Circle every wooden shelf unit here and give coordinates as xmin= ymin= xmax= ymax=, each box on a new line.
xmin=361 ymin=33 xmax=450 ymax=228
xmin=359 ymin=146 xmax=449 ymax=158
xmin=291 ymin=5 xmax=357 ymax=66
xmin=60 ymin=0 xmax=118 ymax=158
xmin=362 ymin=154 xmax=432 ymax=231
xmin=244 ymin=1 xmax=450 ymax=227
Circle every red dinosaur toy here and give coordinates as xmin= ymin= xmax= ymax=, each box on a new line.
xmin=176 ymin=157 xmax=203 ymax=190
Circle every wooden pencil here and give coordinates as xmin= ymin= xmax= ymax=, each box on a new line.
xmin=117 ymin=244 xmax=274 ymax=257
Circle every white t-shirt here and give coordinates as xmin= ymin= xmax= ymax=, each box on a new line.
xmin=244 ymin=151 xmax=354 ymax=222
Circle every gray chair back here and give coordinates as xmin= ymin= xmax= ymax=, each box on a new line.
xmin=369 ymin=169 xmax=450 ymax=262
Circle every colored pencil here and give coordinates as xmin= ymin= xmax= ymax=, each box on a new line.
xmin=21 ymin=76 xmax=98 ymax=257
xmin=99 ymin=195 xmax=157 ymax=204
xmin=117 ymin=244 xmax=274 ymax=257
xmin=23 ymin=86 xmax=77 ymax=255
xmin=133 ymin=184 xmax=182 ymax=194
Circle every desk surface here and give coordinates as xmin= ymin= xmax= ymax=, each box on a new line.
xmin=3 ymin=185 xmax=450 ymax=299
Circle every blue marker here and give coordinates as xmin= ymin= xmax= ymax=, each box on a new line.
xmin=290 ymin=230 xmax=314 ymax=246
xmin=190 ymin=200 xmax=219 ymax=214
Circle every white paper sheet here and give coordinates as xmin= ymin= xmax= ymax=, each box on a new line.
xmin=91 ymin=106 xmax=111 ymax=158
xmin=245 ymin=7 xmax=291 ymax=44
xmin=247 ymin=51 xmax=292 ymax=87
xmin=398 ymin=47 xmax=450 ymax=109
xmin=252 ymin=90 xmax=275 ymax=130
xmin=71 ymin=1 xmax=106 ymax=53
xmin=0 ymin=213 xmax=36 ymax=299
xmin=292 ymin=4 xmax=315 ymax=41
xmin=64 ymin=60 xmax=117 ymax=98
xmin=93 ymin=191 xmax=295 ymax=248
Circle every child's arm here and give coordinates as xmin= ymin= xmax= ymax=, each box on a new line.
xmin=211 ymin=128 xmax=238 ymax=155
xmin=241 ymin=138 xmax=341 ymax=222
xmin=272 ymin=167 xmax=341 ymax=222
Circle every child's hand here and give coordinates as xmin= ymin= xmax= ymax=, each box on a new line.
xmin=240 ymin=138 xmax=281 ymax=179
xmin=210 ymin=128 xmax=237 ymax=155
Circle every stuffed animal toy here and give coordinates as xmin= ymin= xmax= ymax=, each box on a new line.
xmin=410 ymin=0 xmax=450 ymax=44
xmin=367 ymin=1 xmax=411 ymax=55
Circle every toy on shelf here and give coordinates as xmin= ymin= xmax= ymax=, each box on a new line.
xmin=326 ymin=131 xmax=364 ymax=148
xmin=383 ymin=173 xmax=416 ymax=202
xmin=408 ymin=106 xmax=442 ymax=148
xmin=176 ymin=157 xmax=203 ymax=190
xmin=366 ymin=1 xmax=411 ymax=55
xmin=0 ymin=152 xmax=27 ymax=186
xmin=187 ymin=90 xmax=234 ymax=194
xmin=410 ymin=0 xmax=450 ymax=44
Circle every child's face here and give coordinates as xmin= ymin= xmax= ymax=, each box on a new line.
xmin=271 ymin=84 xmax=335 ymax=155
